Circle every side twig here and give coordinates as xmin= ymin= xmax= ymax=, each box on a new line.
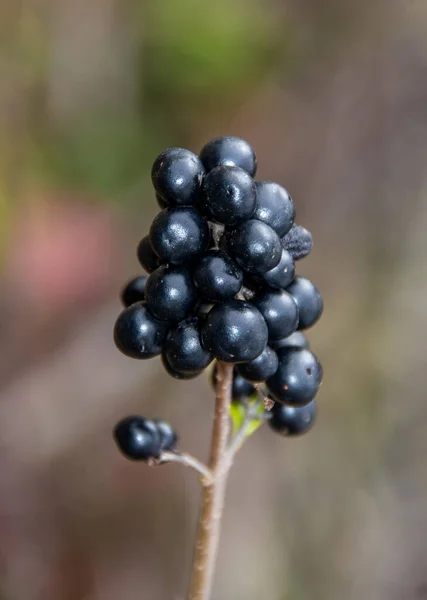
xmin=155 ymin=451 xmax=212 ymax=482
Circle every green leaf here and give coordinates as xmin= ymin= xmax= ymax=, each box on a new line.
xmin=229 ymin=395 xmax=265 ymax=444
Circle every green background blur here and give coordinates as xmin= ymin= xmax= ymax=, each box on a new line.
xmin=1 ymin=1 xmax=427 ymax=599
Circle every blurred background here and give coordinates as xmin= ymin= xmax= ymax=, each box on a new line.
xmin=1 ymin=0 xmax=427 ymax=598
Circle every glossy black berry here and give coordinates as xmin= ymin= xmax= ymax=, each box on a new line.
xmin=236 ymin=346 xmax=278 ymax=382
xmin=201 ymin=299 xmax=268 ymax=363
xmin=270 ymin=331 xmax=310 ymax=351
xmin=254 ymin=182 xmax=295 ymax=237
xmin=193 ymin=250 xmax=243 ymax=302
xmin=269 ymin=400 xmax=316 ymax=436
xmin=254 ymin=249 xmax=295 ymax=290
xmin=153 ymin=419 xmax=178 ymax=450
xmin=200 ymin=166 xmax=257 ymax=227
xmin=253 ymin=289 xmax=299 ymax=341
xmin=164 ymin=317 xmax=213 ymax=374
xmin=114 ymin=416 xmax=161 ymax=460
xmin=226 ymin=220 xmax=282 ymax=274
xmin=286 ymin=276 xmax=323 ymax=330
xmin=161 ymin=354 xmax=203 ymax=380
xmin=156 ymin=193 xmax=169 ymax=209
xmin=114 ymin=302 xmax=167 ymax=359
xmin=151 ymin=148 xmax=205 ymax=206
xmin=281 ymin=225 xmax=313 ymax=260
xmin=137 ymin=235 xmax=163 ymax=274
xmin=150 ymin=207 xmax=210 ymax=265
xmin=211 ymin=364 xmax=256 ymax=400
xmin=199 ymin=136 xmax=257 ymax=176
xmin=266 ymin=348 xmax=322 ymax=406
xmin=145 ymin=265 xmax=197 ymax=323
xmin=120 ymin=275 xmax=148 ymax=307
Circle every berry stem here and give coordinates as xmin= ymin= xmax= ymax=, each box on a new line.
xmin=157 ymin=451 xmax=212 ymax=482
xmin=187 ymin=361 xmax=234 ymax=600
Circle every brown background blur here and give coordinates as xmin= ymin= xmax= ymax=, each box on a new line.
xmin=1 ymin=0 xmax=427 ymax=599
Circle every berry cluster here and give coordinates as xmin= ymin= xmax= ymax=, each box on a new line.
xmin=114 ymin=416 xmax=178 ymax=461
xmin=114 ymin=136 xmax=323 ymax=443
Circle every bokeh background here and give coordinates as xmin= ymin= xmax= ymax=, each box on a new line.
xmin=1 ymin=0 xmax=427 ymax=598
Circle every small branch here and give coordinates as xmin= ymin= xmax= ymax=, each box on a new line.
xmin=186 ymin=361 xmax=234 ymax=600
xmin=154 ymin=451 xmax=212 ymax=482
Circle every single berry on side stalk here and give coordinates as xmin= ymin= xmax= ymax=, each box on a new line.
xmin=114 ymin=302 xmax=167 ymax=359
xmin=193 ymin=250 xmax=243 ymax=302
xmin=253 ymin=289 xmax=299 ymax=341
xmin=286 ymin=276 xmax=323 ymax=330
xmin=145 ymin=265 xmax=197 ymax=323
xmin=137 ymin=235 xmax=163 ymax=274
xmin=200 ymin=136 xmax=257 ymax=176
xmin=236 ymin=346 xmax=279 ymax=382
xmin=114 ymin=416 xmax=162 ymax=460
xmin=226 ymin=220 xmax=282 ymax=274
xmin=281 ymin=225 xmax=313 ymax=260
xmin=254 ymin=182 xmax=295 ymax=237
xmin=164 ymin=317 xmax=213 ymax=374
xmin=151 ymin=148 xmax=205 ymax=206
xmin=254 ymin=249 xmax=295 ymax=290
xmin=201 ymin=299 xmax=268 ymax=363
xmin=266 ymin=347 xmax=322 ymax=406
xmin=120 ymin=275 xmax=148 ymax=307
xmin=269 ymin=400 xmax=316 ymax=437
xmin=153 ymin=419 xmax=178 ymax=450
xmin=150 ymin=207 xmax=210 ymax=265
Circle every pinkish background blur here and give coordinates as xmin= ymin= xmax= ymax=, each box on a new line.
xmin=1 ymin=1 xmax=427 ymax=599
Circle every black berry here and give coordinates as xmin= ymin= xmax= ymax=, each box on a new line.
xmin=254 ymin=249 xmax=295 ymax=290
xmin=266 ymin=347 xmax=322 ymax=406
xmin=164 ymin=317 xmax=213 ymax=374
xmin=270 ymin=331 xmax=310 ymax=350
xmin=114 ymin=416 xmax=161 ymax=460
xmin=162 ymin=354 xmax=203 ymax=380
xmin=200 ymin=166 xmax=257 ymax=227
xmin=286 ymin=276 xmax=323 ymax=330
xmin=145 ymin=265 xmax=197 ymax=323
xmin=156 ymin=193 xmax=169 ymax=209
xmin=201 ymin=299 xmax=268 ymax=363
xmin=269 ymin=400 xmax=316 ymax=436
xmin=153 ymin=419 xmax=178 ymax=450
xmin=151 ymin=148 xmax=205 ymax=206
xmin=254 ymin=182 xmax=295 ymax=236
xmin=281 ymin=225 xmax=313 ymax=260
xmin=114 ymin=302 xmax=167 ymax=359
xmin=236 ymin=346 xmax=278 ymax=382
xmin=150 ymin=207 xmax=210 ymax=265
xmin=137 ymin=235 xmax=163 ymax=274
xmin=253 ymin=289 xmax=299 ymax=341
xmin=200 ymin=136 xmax=257 ymax=176
xmin=193 ymin=250 xmax=243 ymax=302
xmin=226 ymin=220 xmax=282 ymax=274
xmin=120 ymin=275 xmax=148 ymax=307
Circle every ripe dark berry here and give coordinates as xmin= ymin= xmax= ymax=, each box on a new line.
xmin=145 ymin=265 xmax=197 ymax=323
xmin=156 ymin=193 xmax=169 ymax=209
xmin=114 ymin=302 xmax=167 ymax=359
xmin=286 ymin=276 xmax=323 ymax=330
xmin=253 ymin=289 xmax=299 ymax=341
xmin=137 ymin=235 xmax=163 ymax=274
xmin=226 ymin=220 xmax=282 ymax=274
xmin=200 ymin=166 xmax=257 ymax=227
xmin=199 ymin=136 xmax=257 ymax=176
xmin=150 ymin=207 xmax=210 ymax=265
xmin=162 ymin=354 xmax=203 ymax=379
xmin=151 ymin=148 xmax=205 ymax=206
xmin=164 ymin=318 xmax=213 ymax=374
xmin=266 ymin=348 xmax=322 ymax=406
xmin=193 ymin=250 xmax=243 ymax=302
xmin=211 ymin=364 xmax=256 ymax=400
xmin=114 ymin=416 xmax=161 ymax=460
xmin=254 ymin=249 xmax=295 ymax=290
xmin=254 ymin=182 xmax=295 ymax=237
xmin=236 ymin=346 xmax=278 ymax=382
xmin=120 ymin=275 xmax=148 ymax=307
xmin=201 ymin=299 xmax=268 ymax=363
xmin=281 ymin=225 xmax=313 ymax=260
xmin=153 ymin=419 xmax=178 ymax=450
xmin=269 ymin=400 xmax=316 ymax=436
xmin=270 ymin=331 xmax=310 ymax=350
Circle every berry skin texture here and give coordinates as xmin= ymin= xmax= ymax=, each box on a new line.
xmin=201 ymin=299 xmax=268 ymax=363
xmin=286 ymin=276 xmax=323 ymax=330
xmin=269 ymin=400 xmax=316 ymax=437
xmin=120 ymin=275 xmax=148 ymax=307
xmin=151 ymin=148 xmax=205 ymax=206
xmin=253 ymin=289 xmax=299 ymax=341
xmin=150 ymin=207 xmax=210 ymax=265
xmin=137 ymin=235 xmax=164 ymax=274
xmin=254 ymin=182 xmax=295 ymax=237
xmin=162 ymin=354 xmax=203 ymax=379
xmin=211 ymin=364 xmax=255 ymax=400
xmin=236 ymin=346 xmax=279 ymax=382
xmin=255 ymin=249 xmax=295 ymax=290
xmin=226 ymin=220 xmax=282 ymax=274
xmin=153 ymin=419 xmax=178 ymax=450
xmin=145 ymin=265 xmax=197 ymax=323
xmin=193 ymin=250 xmax=243 ymax=302
xmin=114 ymin=302 xmax=167 ymax=359
xmin=270 ymin=331 xmax=310 ymax=351
xmin=266 ymin=347 xmax=322 ymax=406
xmin=114 ymin=416 xmax=162 ymax=460
xmin=164 ymin=318 xmax=213 ymax=374
xmin=200 ymin=166 xmax=257 ymax=227
xmin=281 ymin=225 xmax=313 ymax=260
xmin=199 ymin=136 xmax=257 ymax=176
